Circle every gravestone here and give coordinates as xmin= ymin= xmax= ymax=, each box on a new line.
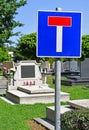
xmin=45 ymin=61 xmax=50 ymax=71
xmin=12 ymin=60 xmax=42 ymax=88
xmin=63 ymin=61 xmax=70 ymax=71
xmin=40 ymin=61 xmax=47 ymax=73
xmin=8 ymin=60 xmax=51 ymax=91
xmin=0 ymin=77 xmax=8 ymax=94
xmin=70 ymin=61 xmax=79 ymax=72
xmin=6 ymin=60 xmax=56 ymax=104
xmin=52 ymin=62 xmax=55 ymax=72
xmin=2 ymin=61 xmax=14 ymax=70
xmin=61 ymin=58 xmax=89 ymax=86
xmin=80 ymin=58 xmax=89 ymax=78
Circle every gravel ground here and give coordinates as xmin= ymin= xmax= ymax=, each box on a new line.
xmin=28 ymin=120 xmax=48 ymax=130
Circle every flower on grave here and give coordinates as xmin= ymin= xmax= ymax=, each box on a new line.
xmin=2 ymin=66 xmax=8 ymax=76
xmin=10 ymin=68 xmax=15 ymax=72
xmin=3 ymin=66 xmax=8 ymax=71
xmin=9 ymin=68 xmax=16 ymax=77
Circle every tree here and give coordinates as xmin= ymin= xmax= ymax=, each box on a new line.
xmin=16 ymin=32 xmax=55 ymax=63
xmin=15 ymin=33 xmax=37 ymax=61
xmin=0 ymin=0 xmax=27 ymax=46
xmin=0 ymin=48 xmax=11 ymax=62
xmin=61 ymin=35 xmax=89 ymax=62
xmin=81 ymin=35 xmax=89 ymax=60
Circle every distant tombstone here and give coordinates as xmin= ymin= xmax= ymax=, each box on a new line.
xmin=52 ymin=61 xmax=63 ymax=72
xmin=63 ymin=61 xmax=70 ymax=71
xmin=3 ymin=61 xmax=14 ymax=70
xmin=45 ymin=61 xmax=50 ymax=71
xmin=80 ymin=58 xmax=89 ymax=78
xmin=40 ymin=61 xmax=47 ymax=73
xmin=70 ymin=61 xmax=79 ymax=72
xmin=61 ymin=58 xmax=89 ymax=86
xmin=52 ymin=62 xmax=55 ymax=72
xmin=61 ymin=62 xmax=65 ymax=72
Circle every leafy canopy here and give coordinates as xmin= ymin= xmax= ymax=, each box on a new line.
xmin=0 ymin=0 xmax=27 ymax=45
xmin=81 ymin=35 xmax=89 ymax=60
xmin=0 ymin=48 xmax=11 ymax=62
xmin=16 ymin=33 xmax=36 ymax=60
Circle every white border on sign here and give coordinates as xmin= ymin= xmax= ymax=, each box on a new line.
xmin=36 ymin=10 xmax=82 ymax=58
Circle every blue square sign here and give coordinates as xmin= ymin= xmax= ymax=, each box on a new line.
xmin=37 ymin=11 xmax=82 ymax=58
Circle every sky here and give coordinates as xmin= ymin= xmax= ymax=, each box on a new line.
xmin=12 ymin=0 xmax=89 ymax=42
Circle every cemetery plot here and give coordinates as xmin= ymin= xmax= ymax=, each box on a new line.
xmin=61 ymin=58 xmax=89 ymax=86
xmin=6 ymin=60 xmax=70 ymax=104
xmin=6 ymin=60 xmax=54 ymax=104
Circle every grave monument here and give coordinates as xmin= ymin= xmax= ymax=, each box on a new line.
xmin=6 ymin=60 xmax=69 ymax=104
xmin=8 ymin=60 xmax=51 ymax=91
xmin=61 ymin=58 xmax=89 ymax=86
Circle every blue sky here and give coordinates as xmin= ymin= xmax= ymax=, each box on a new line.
xmin=13 ymin=0 xmax=89 ymax=42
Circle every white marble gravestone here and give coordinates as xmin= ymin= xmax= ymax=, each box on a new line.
xmin=14 ymin=60 xmax=42 ymax=87
xmin=8 ymin=60 xmax=51 ymax=92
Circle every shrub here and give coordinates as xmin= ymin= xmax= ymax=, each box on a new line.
xmin=61 ymin=109 xmax=89 ymax=130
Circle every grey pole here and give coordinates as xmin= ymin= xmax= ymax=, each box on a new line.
xmin=55 ymin=58 xmax=61 ymax=130
xmin=55 ymin=7 xmax=62 ymax=130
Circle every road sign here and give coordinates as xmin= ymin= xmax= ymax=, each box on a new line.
xmin=37 ymin=11 xmax=82 ymax=58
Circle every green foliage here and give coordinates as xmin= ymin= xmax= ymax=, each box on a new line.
xmin=16 ymin=32 xmax=55 ymax=63
xmin=60 ymin=35 xmax=89 ymax=61
xmin=0 ymin=0 xmax=27 ymax=44
xmin=16 ymin=33 xmax=36 ymax=60
xmin=61 ymin=109 xmax=89 ymax=130
xmin=47 ymin=75 xmax=55 ymax=88
xmin=81 ymin=35 xmax=89 ymax=60
xmin=0 ymin=48 xmax=11 ymax=62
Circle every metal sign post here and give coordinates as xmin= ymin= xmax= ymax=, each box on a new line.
xmin=55 ymin=7 xmax=61 ymax=130
xmin=55 ymin=58 xmax=61 ymax=130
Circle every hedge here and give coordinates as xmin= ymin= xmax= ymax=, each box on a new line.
xmin=61 ymin=109 xmax=89 ymax=130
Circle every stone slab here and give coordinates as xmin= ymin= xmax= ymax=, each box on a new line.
xmin=67 ymin=99 xmax=89 ymax=109
xmin=46 ymin=106 xmax=71 ymax=122
xmin=0 ymin=89 xmax=7 ymax=94
xmin=34 ymin=118 xmax=54 ymax=130
xmin=34 ymin=105 xmax=72 ymax=130
xmin=61 ymin=78 xmax=89 ymax=86
xmin=6 ymin=90 xmax=55 ymax=104
xmin=0 ymin=79 xmax=8 ymax=94
xmin=18 ymin=85 xmax=54 ymax=94
xmin=6 ymin=90 xmax=70 ymax=104
xmin=0 ymin=96 xmax=15 ymax=105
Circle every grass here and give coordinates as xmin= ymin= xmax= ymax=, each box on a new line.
xmin=0 ymin=69 xmax=3 ymax=76
xmin=61 ymin=85 xmax=89 ymax=100
xmin=0 ymin=75 xmax=89 ymax=129
xmin=47 ymin=75 xmax=89 ymax=100
xmin=0 ymin=98 xmax=54 ymax=130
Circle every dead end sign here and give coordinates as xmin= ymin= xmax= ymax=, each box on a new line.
xmin=37 ymin=11 xmax=82 ymax=58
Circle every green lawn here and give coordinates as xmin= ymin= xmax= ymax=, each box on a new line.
xmin=61 ymin=85 xmax=89 ymax=100
xmin=0 ymin=75 xmax=89 ymax=129
xmin=0 ymin=98 xmax=53 ymax=130
xmin=47 ymin=75 xmax=89 ymax=100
